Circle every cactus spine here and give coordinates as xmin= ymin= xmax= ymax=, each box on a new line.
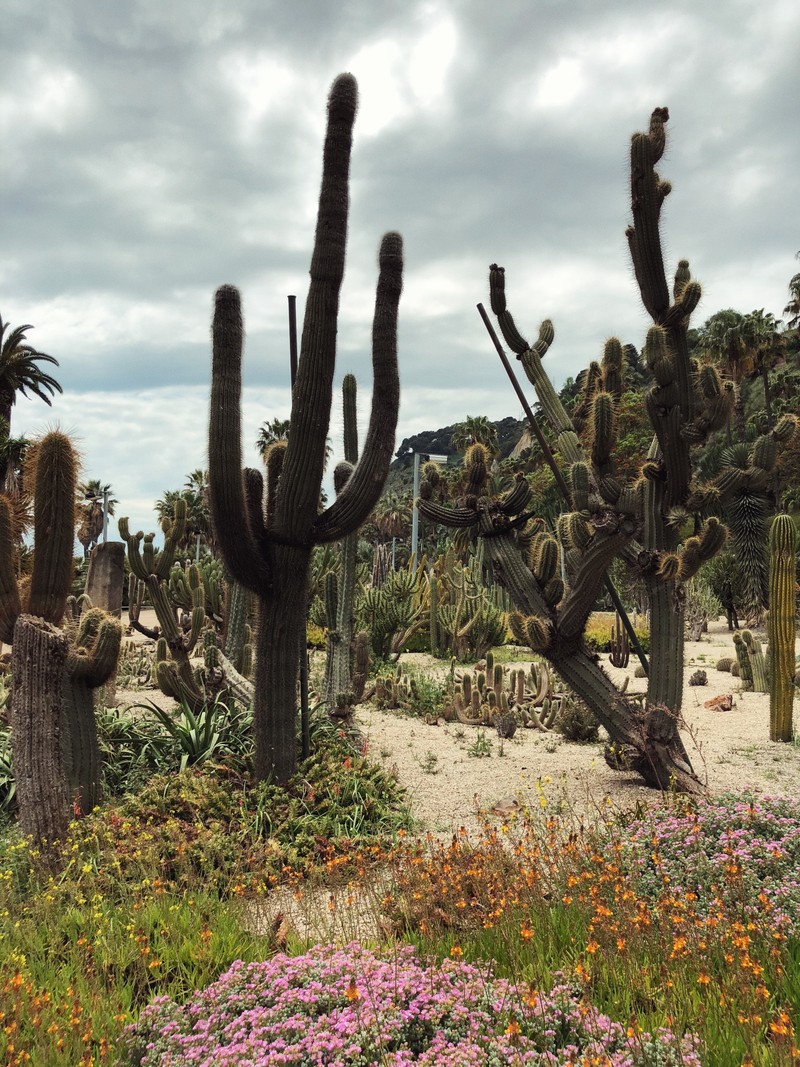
xmin=768 ymin=514 xmax=797 ymax=741
xmin=208 ymin=74 xmax=403 ymax=783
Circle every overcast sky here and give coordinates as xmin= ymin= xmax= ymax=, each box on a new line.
xmin=4 ymin=0 xmax=799 ymax=537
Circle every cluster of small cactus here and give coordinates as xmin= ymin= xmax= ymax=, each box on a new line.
xmin=608 ymin=612 xmax=630 ymax=668
xmin=688 ymin=669 xmax=708 ymax=687
xmin=450 ymin=652 xmax=560 ymax=731
xmin=427 ymin=545 xmax=507 ymax=661
xmin=732 ymin=629 xmax=768 ymax=693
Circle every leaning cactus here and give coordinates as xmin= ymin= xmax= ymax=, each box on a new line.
xmin=208 ymin=74 xmax=403 ymax=784
xmin=420 ymin=109 xmax=745 ymax=792
xmin=768 ymin=514 xmax=797 ymax=741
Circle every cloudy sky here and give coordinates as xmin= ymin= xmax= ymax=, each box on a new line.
xmin=4 ymin=0 xmax=799 ymax=536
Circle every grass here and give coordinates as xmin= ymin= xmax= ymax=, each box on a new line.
xmin=2 ymin=731 xmax=800 ymax=1063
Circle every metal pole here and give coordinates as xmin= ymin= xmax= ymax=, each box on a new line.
xmin=477 ymin=303 xmax=649 ymax=676
xmin=102 ymin=488 xmax=109 ymax=544
xmin=288 ymin=295 xmax=310 ymax=759
xmin=410 ymin=452 xmax=421 ymax=567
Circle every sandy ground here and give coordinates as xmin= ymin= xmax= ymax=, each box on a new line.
xmin=354 ymin=619 xmax=800 ymax=833
xmin=114 ymin=612 xmax=800 ymax=942
xmin=116 ymin=613 xmax=800 ymax=836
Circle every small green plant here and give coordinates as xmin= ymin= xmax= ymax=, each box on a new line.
xmin=466 ymin=728 xmax=493 ymax=758
xmin=418 ymin=750 xmax=440 ymax=775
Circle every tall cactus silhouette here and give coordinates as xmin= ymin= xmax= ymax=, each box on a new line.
xmin=421 ymin=108 xmax=789 ymax=791
xmin=768 ymin=514 xmax=797 ymax=741
xmin=208 ymin=74 xmax=403 ymax=783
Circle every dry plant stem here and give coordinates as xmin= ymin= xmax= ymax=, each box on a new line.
xmin=10 ymin=615 xmax=71 ymax=845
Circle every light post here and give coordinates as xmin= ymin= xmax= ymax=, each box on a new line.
xmin=410 ymin=452 xmax=447 ymax=566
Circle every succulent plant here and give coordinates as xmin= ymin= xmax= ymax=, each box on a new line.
xmin=207 ymin=74 xmax=403 ymax=784
xmin=768 ymin=514 xmax=797 ymax=741
xmin=688 ymin=669 xmax=708 ymax=687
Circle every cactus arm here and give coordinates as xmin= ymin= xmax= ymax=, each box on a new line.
xmin=558 ymin=522 xmax=637 ymax=640
xmin=312 ymin=232 xmax=403 ymax=543
xmin=0 ymin=495 xmax=21 ymax=643
xmin=27 ymin=432 xmax=76 ymax=625
xmin=275 ymin=74 xmax=357 ymax=542
xmin=209 ymin=284 xmax=272 ymax=595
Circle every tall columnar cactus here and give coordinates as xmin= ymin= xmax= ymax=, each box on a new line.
xmin=323 ymin=373 xmax=361 ymax=713
xmin=0 ymin=432 xmax=121 ymax=843
xmin=421 ymin=109 xmax=758 ymax=791
xmin=208 ymin=74 xmax=403 ymax=784
xmin=768 ymin=514 xmax=797 ymax=741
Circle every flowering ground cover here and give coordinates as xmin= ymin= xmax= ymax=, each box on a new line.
xmin=124 ymin=943 xmax=700 ymax=1066
xmin=1 ymin=768 xmax=799 ymax=1065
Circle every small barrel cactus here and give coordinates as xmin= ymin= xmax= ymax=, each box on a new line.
xmin=715 ymin=656 xmax=733 ymax=672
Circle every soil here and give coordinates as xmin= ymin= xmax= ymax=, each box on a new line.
xmin=115 ymin=613 xmax=800 ymax=834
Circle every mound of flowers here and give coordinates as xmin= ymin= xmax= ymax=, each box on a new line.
xmin=124 ymin=942 xmax=700 ymax=1066
xmin=620 ymin=794 xmax=800 ymax=933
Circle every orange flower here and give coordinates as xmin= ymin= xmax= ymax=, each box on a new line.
xmin=345 ymin=979 xmax=360 ymax=1002
xmin=450 ymin=944 xmax=463 ymax=958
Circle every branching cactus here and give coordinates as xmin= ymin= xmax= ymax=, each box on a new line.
xmin=208 ymin=74 xmax=403 ymax=783
xmin=420 ymin=109 xmax=755 ymax=791
xmin=119 ymin=498 xmax=210 ymax=712
xmin=0 ymin=432 xmax=121 ymax=843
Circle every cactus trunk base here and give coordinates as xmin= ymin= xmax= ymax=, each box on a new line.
xmin=254 ymin=563 xmax=309 ymax=785
xmin=10 ymin=616 xmax=72 ymax=846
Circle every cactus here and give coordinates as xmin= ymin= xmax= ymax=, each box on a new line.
xmin=741 ymin=630 xmax=768 ymax=693
xmin=732 ymin=631 xmax=753 ymax=691
xmin=62 ymin=608 xmax=122 ymax=814
xmin=208 ymin=74 xmax=403 ymax=783
xmin=119 ymin=499 xmax=211 ymax=713
xmin=688 ymin=669 xmax=708 ymax=687
xmin=418 ymin=109 xmax=756 ymax=791
xmin=716 ymin=656 xmax=733 ymax=672
xmin=768 ymin=514 xmax=797 ymax=741
xmin=323 ymin=374 xmax=361 ymax=713
xmin=1 ymin=432 xmax=122 ymax=844
xmin=608 ymin=612 xmax=630 ymax=668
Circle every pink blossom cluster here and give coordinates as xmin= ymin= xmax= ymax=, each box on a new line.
xmin=125 ymin=942 xmax=700 ymax=1065
xmin=621 ymin=794 xmax=800 ymax=931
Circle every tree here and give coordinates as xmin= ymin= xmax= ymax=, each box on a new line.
xmin=784 ymin=252 xmax=800 ymax=330
xmin=0 ymin=316 xmax=62 ymax=485
xmin=255 ymin=418 xmax=291 ymax=459
xmin=372 ymin=490 xmax=412 ymax=540
xmin=76 ymin=479 xmax=118 ymax=558
xmin=450 ymin=415 xmax=499 ymax=455
xmin=154 ymin=473 xmax=212 ymax=554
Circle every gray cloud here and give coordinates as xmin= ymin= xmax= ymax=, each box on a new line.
xmin=5 ymin=0 xmax=799 ymax=534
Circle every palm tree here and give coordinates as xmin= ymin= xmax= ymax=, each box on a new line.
xmin=372 ymin=490 xmax=412 ymax=540
xmin=76 ymin=479 xmax=118 ymax=558
xmin=155 ymin=470 xmax=213 ymax=553
xmin=255 ymin=418 xmax=291 ymax=459
xmin=450 ymin=415 xmax=499 ymax=454
xmin=0 ymin=316 xmax=61 ymax=484
xmin=784 ymin=252 xmax=800 ymax=330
